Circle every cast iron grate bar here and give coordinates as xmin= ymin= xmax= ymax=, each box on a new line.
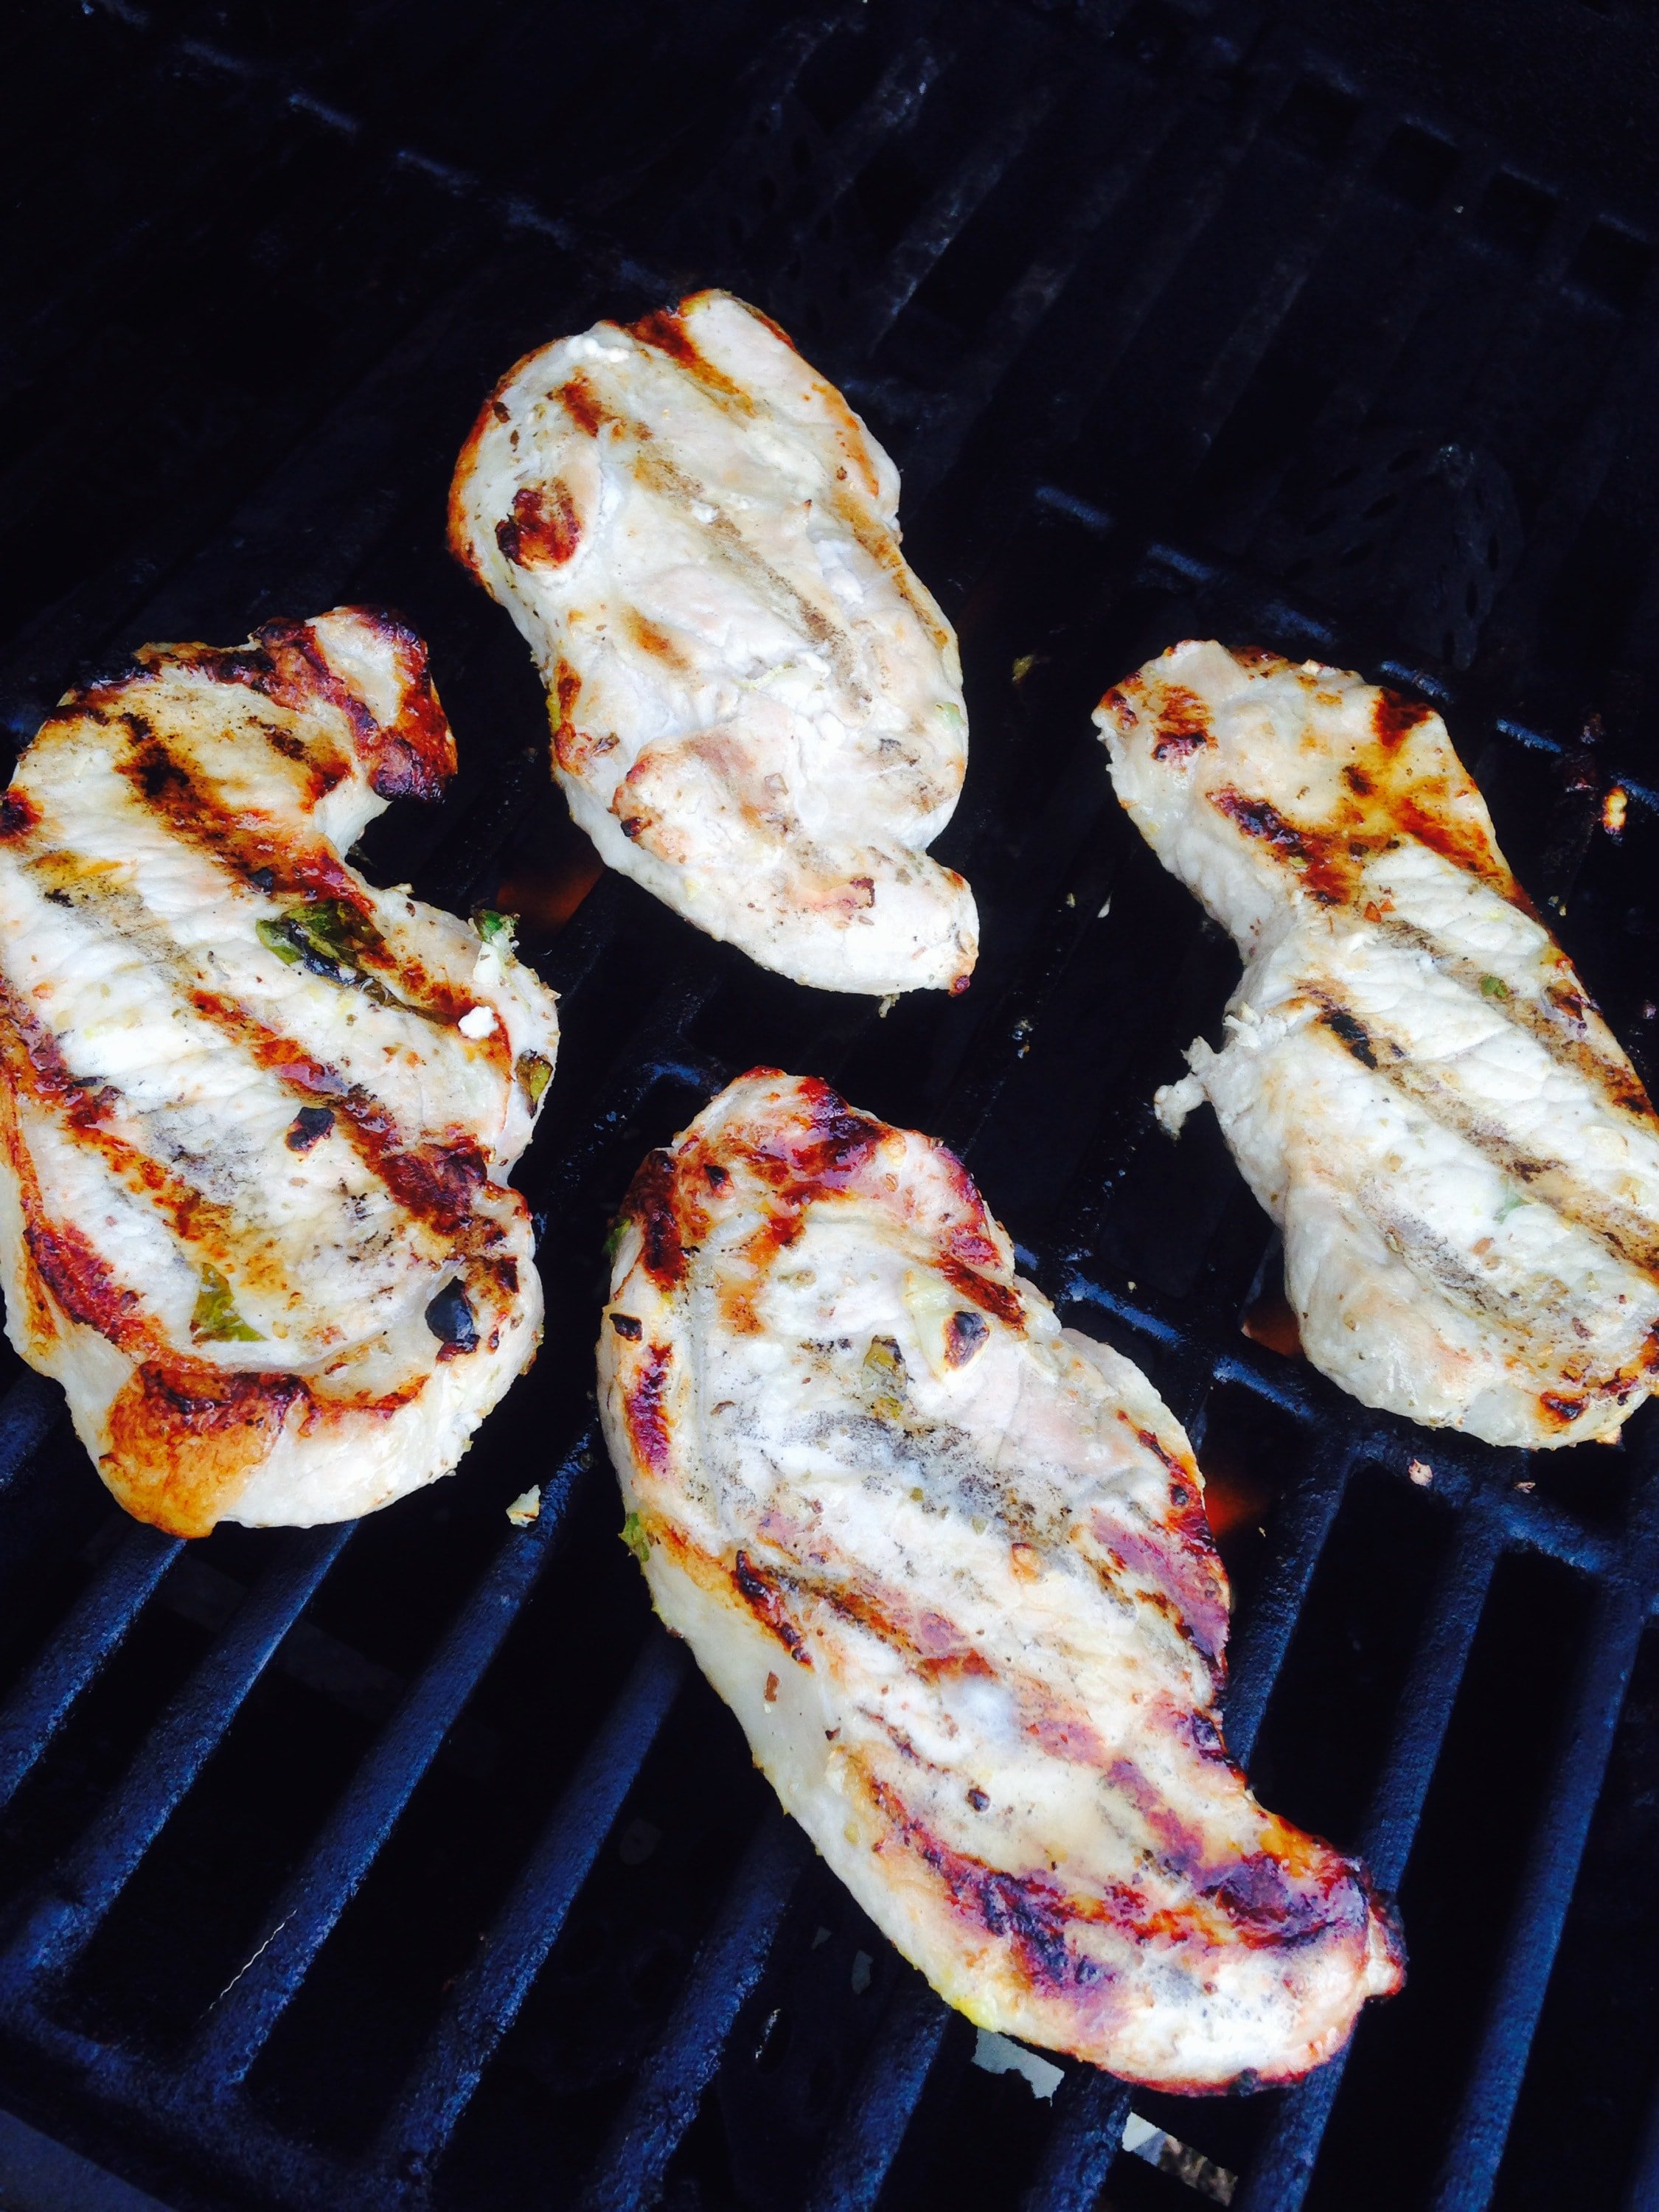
xmin=577 ymin=1811 xmax=812 ymax=2211
xmin=0 ymin=1523 xmax=184 ymax=1815
xmin=373 ymin=1629 xmax=689 ymax=2190
xmin=801 ymin=1967 xmax=953 ymax=2212
xmin=0 ymin=1523 xmax=351 ymax=1987
xmin=1430 ymin=1500 xmax=1659 ymax=2211
xmin=0 ymin=1373 xmax=63 ymax=1500
xmin=1234 ymin=1503 xmax=1510 ymax=2211
xmin=187 ymin=1430 xmax=595 ymax=2094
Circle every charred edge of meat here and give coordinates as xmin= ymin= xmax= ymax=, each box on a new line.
xmin=0 ymin=790 xmax=38 ymax=838
xmin=623 ymin=1148 xmax=687 ymax=1289
xmin=26 ymin=1208 xmax=149 ymax=1352
xmin=1372 ymin=689 xmax=1433 ymax=748
xmin=1150 ymin=685 xmax=1212 ymax=760
xmin=733 ymin=1549 xmax=813 ymax=1664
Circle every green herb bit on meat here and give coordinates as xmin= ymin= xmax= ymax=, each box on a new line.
xmin=1480 ymin=973 xmax=1510 ymax=1001
xmin=257 ymin=900 xmax=412 ymax=1010
xmin=621 ymin=1510 xmax=651 ymax=1562
xmin=862 ymin=1335 xmax=908 ymax=1420
xmin=474 ymin=907 xmax=518 ymax=949
xmin=191 ymin=1265 xmax=262 ymax=1342
xmin=515 ymin=1051 xmax=553 ymax=1107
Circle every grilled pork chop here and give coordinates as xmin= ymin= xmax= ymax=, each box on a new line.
xmin=598 ymin=1071 xmax=1402 ymax=2090
xmin=448 ymin=289 xmax=978 ymax=997
xmin=0 ymin=610 xmax=560 ymax=1536
xmin=1098 ymin=641 xmax=1659 ymax=1448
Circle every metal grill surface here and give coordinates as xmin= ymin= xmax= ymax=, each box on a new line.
xmin=2 ymin=3 xmax=1659 ymax=2208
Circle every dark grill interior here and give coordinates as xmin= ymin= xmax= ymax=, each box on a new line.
xmin=4 ymin=3 xmax=1659 ymax=2207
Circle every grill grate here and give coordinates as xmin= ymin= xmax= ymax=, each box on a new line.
xmin=3 ymin=2 xmax=1659 ymax=2207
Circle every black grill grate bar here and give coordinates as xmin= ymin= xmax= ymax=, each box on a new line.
xmin=1183 ymin=98 xmax=1399 ymax=464
xmin=1314 ymin=138 xmax=1503 ymax=442
xmin=1625 ymin=2065 xmax=1659 ymax=2212
xmin=654 ymin=10 xmax=852 ymax=262
xmin=1429 ymin=1509 xmax=1659 ymax=2211
xmin=0 ymin=1373 xmax=64 ymax=1500
xmin=801 ymin=1973 xmax=956 ymax=2212
xmin=0 ymin=241 xmax=522 ymax=740
xmin=800 ymin=1968 xmax=953 ymax=2212
xmin=766 ymin=23 xmax=954 ymax=263
xmin=897 ymin=62 xmax=1199 ymax=501
xmin=0 ymin=1522 xmax=351 ymax=1986
xmin=184 ymin=1430 xmax=593 ymax=2096
xmin=851 ymin=72 xmax=1061 ymax=352
xmin=373 ymin=1629 xmax=688 ymax=2188
xmin=1449 ymin=189 xmax=1604 ymax=447
xmin=1483 ymin=261 xmax=1659 ymax=662
xmin=1234 ymin=1503 xmax=1509 ymax=2212
xmin=1035 ymin=54 xmax=1293 ymax=454
xmin=576 ymin=1810 xmax=812 ymax=2212
xmin=0 ymin=1522 xmax=181 ymax=1816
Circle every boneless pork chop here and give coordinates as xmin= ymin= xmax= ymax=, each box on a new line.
xmin=0 ymin=611 xmax=560 ymax=1536
xmin=448 ymin=289 xmax=978 ymax=997
xmin=598 ymin=1071 xmax=1402 ymax=2090
xmin=1098 ymin=640 xmax=1659 ymax=1449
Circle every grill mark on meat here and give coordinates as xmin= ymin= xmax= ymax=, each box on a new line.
xmin=630 ymin=306 xmax=757 ymax=413
xmin=861 ymin=1764 xmax=1366 ymax=2005
xmin=1371 ymin=914 xmax=1658 ymax=1125
xmin=777 ymin=1551 xmax=1133 ymax=1773
xmin=630 ymin=444 xmax=866 ymax=703
xmin=733 ymin=1549 xmax=813 ymax=1664
xmin=623 ymin=1341 xmax=674 ymax=1474
xmin=116 ymin=728 xmax=364 ymax=902
xmin=0 ymin=975 xmax=300 ymax=1307
xmin=1211 ymin=788 xmax=1352 ymax=905
xmin=864 ymin=1771 xmax=1088 ymax=1993
xmin=17 ymin=855 xmax=493 ymax=1192
xmin=1312 ymin=992 xmax=1659 ymax=1288
xmin=557 ymin=373 xmax=609 ymax=438
xmin=98 ymin=742 xmax=476 ymax=1027
xmin=187 ymin=990 xmax=487 ymax=1242
xmin=938 ymin=1255 xmax=1024 ymax=1329
xmin=1193 ymin=681 xmax=1522 ymax=911
xmin=93 ymin=614 xmax=454 ymax=804
xmin=547 ymin=343 xmax=872 ymax=704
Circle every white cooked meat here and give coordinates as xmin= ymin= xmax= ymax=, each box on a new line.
xmin=448 ymin=288 xmax=978 ymax=997
xmin=0 ymin=609 xmax=560 ymax=1536
xmin=1097 ymin=639 xmax=1659 ymax=1449
xmin=597 ymin=1071 xmax=1402 ymax=2090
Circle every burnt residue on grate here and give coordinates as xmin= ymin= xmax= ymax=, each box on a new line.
xmin=1 ymin=3 xmax=1659 ymax=2209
